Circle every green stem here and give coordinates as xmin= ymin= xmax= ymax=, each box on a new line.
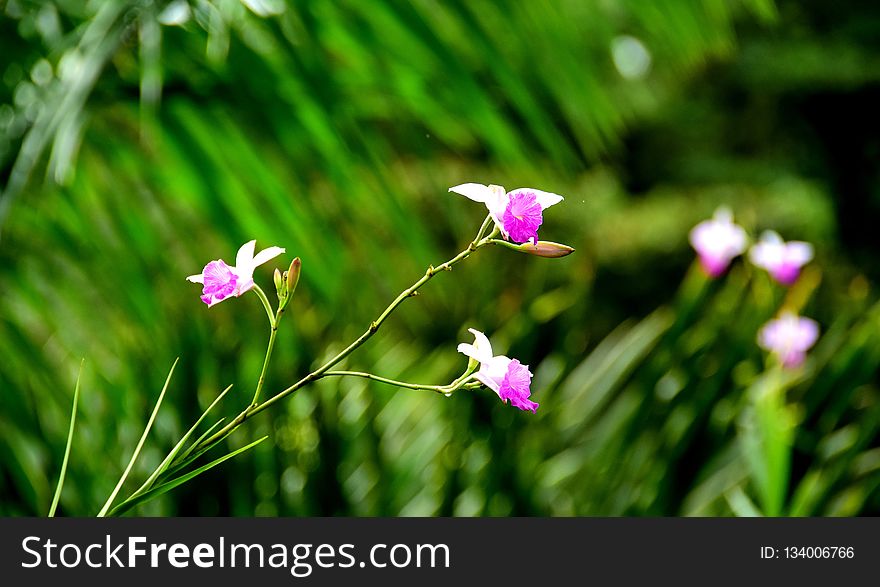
xmin=474 ymin=213 xmax=494 ymax=242
xmin=252 ymin=317 xmax=280 ymax=406
xmin=178 ymin=222 xmax=492 ymax=461
xmin=251 ymin=286 xmax=283 ymax=406
xmin=485 ymin=238 xmax=522 ymax=253
xmin=256 ymin=236 xmax=485 ymax=414
xmin=322 ymin=370 xmax=449 ymax=394
xmin=251 ymin=283 xmax=275 ymax=326
xmin=447 ymin=369 xmax=477 ymax=391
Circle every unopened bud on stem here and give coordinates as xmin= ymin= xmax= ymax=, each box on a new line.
xmin=521 ymin=241 xmax=575 ymax=258
xmin=286 ymin=257 xmax=302 ymax=296
xmin=488 ymin=238 xmax=575 ymax=258
xmin=273 ymin=268 xmax=284 ymax=298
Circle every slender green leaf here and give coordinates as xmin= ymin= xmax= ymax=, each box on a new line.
xmin=154 ymin=417 xmax=234 ymax=488
xmin=108 ymin=436 xmax=268 ymax=516
xmin=97 ymin=358 xmax=178 ymax=517
xmin=738 ymin=370 xmax=795 ymax=517
xmin=725 ymin=486 xmax=764 ymax=517
xmin=159 ymin=424 xmax=237 ymax=482
xmin=48 ymin=359 xmax=84 ymax=517
xmin=128 ymin=384 xmax=232 ymax=500
xmin=178 ymin=417 xmax=228 ymax=464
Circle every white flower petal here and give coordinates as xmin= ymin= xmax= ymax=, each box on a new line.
xmin=728 ymin=228 xmax=748 ymax=255
xmin=798 ymin=319 xmax=820 ymax=350
xmin=252 ymin=246 xmax=286 ymax=268
xmin=748 ymin=241 xmax=779 ymax=269
xmin=483 ymin=355 xmax=511 ymax=380
xmin=466 ymin=328 xmax=494 ymax=362
xmin=485 ymin=185 xmax=510 ymax=227
xmin=690 ymin=212 xmax=748 ymax=258
xmin=186 ymin=274 xmax=204 ymax=283
xmin=474 ymin=371 xmax=501 ymax=394
xmin=477 ymin=355 xmax=512 ymax=397
xmin=449 ymin=183 xmax=491 ymax=203
xmin=475 ymin=355 xmax=511 ymax=392
xmin=236 ymin=240 xmax=257 ymax=270
xmin=757 ymin=320 xmax=782 ymax=351
xmin=794 ymin=318 xmax=820 ymax=350
xmin=785 ymin=241 xmax=814 ymax=265
xmin=761 ymin=230 xmax=784 ymax=245
xmin=749 ymin=231 xmax=783 ymax=268
xmin=457 ymin=342 xmax=481 ymax=361
xmin=510 ymin=188 xmax=564 ymax=210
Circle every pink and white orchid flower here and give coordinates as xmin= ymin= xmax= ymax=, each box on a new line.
xmin=689 ymin=207 xmax=748 ymax=277
xmin=757 ymin=312 xmax=820 ymax=369
xmin=457 ymin=328 xmax=538 ymax=413
xmin=449 ymin=183 xmax=564 ymax=245
xmin=749 ymin=231 xmax=813 ymax=286
xmin=187 ymin=240 xmax=285 ymax=307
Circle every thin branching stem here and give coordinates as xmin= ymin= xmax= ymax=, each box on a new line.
xmin=251 ymin=283 xmax=275 ymax=327
xmin=178 ymin=217 xmax=494 ymax=460
xmin=322 ymin=370 xmax=449 ymax=394
xmin=251 ymin=284 xmax=284 ymax=406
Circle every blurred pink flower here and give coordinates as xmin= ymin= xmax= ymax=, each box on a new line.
xmin=758 ymin=312 xmax=820 ymax=368
xmin=187 ymin=240 xmax=285 ymax=307
xmin=749 ymin=231 xmax=813 ymax=285
xmin=449 ymin=183 xmax=563 ymax=244
xmin=689 ymin=207 xmax=748 ymax=277
xmin=457 ymin=328 xmax=538 ymax=412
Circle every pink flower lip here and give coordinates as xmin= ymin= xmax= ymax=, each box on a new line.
xmin=698 ymin=253 xmax=731 ymax=278
xmin=199 ymin=260 xmax=239 ymax=307
xmin=499 ymin=359 xmax=538 ymax=412
xmin=772 ymin=262 xmax=802 ymax=286
xmin=502 ymin=191 xmax=543 ymax=244
xmin=780 ymin=349 xmax=806 ymax=369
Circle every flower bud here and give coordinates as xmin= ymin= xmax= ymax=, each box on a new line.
xmin=286 ymin=257 xmax=302 ymax=296
xmin=273 ymin=268 xmax=284 ymax=297
xmin=515 ymin=241 xmax=575 ymax=258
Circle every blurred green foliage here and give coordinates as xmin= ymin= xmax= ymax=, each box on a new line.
xmin=1 ymin=0 xmax=879 ymax=516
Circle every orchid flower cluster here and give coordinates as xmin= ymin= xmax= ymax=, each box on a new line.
xmin=185 ymin=182 xmax=569 ymax=415
xmin=65 ymin=181 xmax=573 ymax=516
xmin=689 ymin=207 xmax=820 ymax=369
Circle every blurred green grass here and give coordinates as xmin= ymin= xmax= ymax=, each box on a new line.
xmin=1 ymin=0 xmax=879 ymax=516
